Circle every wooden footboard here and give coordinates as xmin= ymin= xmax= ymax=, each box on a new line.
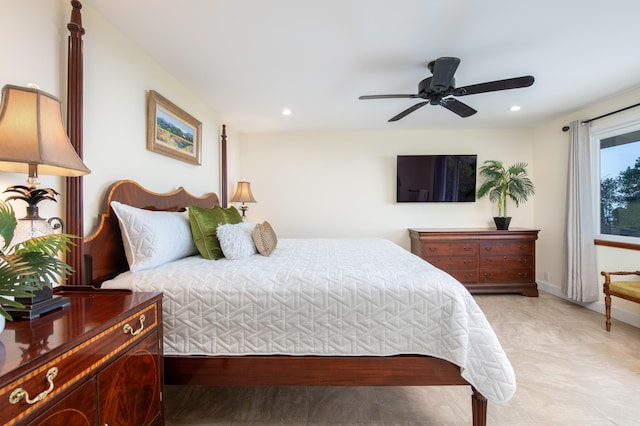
xmin=165 ymin=354 xmax=487 ymax=426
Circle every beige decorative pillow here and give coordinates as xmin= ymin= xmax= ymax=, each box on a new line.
xmin=252 ymin=221 xmax=277 ymax=256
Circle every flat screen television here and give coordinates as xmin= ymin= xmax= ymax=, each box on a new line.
xmin=397 ymin=155 xmax=477 ymax=202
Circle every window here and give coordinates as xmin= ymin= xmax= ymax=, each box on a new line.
xmin=592 ymin=120 xmax=640 ymax=245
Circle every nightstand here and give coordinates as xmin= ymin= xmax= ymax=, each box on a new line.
xmin=0 ymin=288 xmax=163 ymax=425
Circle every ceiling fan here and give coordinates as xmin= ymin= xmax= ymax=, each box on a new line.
xmin=359 ymin=57 xmax=534 ymax=121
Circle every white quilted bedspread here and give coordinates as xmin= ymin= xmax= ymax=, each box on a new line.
xmin=102 ymin=238 xmax=515 ymax=402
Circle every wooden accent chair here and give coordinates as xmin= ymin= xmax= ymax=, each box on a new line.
xmin=601 ymin=271 xmax=640 ymax=331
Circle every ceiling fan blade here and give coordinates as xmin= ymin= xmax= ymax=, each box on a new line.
xmin=440 ymin=98 xmax=477 ymax=117
xmin=388 ymin=101 xmax=428 ymax=122
xmin=453 ymin=75 xmax=534 ymax=96
xmin=430 ymin=57 xmax=460 ymax=91
xmin=359 ymin=94 xmax=416 ymax=100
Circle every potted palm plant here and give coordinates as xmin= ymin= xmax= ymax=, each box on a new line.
xmin=476 ymin=160 xmax=535 ymax=230
xmin=0 ymin=199 xmax=75 ymax=327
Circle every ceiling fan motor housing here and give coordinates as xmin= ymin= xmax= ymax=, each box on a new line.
xmin=358 ymin=56 xmax=534 ymax=121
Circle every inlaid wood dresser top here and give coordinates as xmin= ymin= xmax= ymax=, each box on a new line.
xmin=0 ymin=289 xmax=163 ymax=425
xmin=410 ymin=228 xmax=539 ymax=296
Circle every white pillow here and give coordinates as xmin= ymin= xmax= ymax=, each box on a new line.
xmin=111 ymin=201 xmax=198 ymax=272
xmin=216 ymin=222 xmax=257 ymax=260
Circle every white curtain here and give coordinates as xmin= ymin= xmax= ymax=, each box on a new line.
xmin=563 ymin=120 xmax=599 ymax=302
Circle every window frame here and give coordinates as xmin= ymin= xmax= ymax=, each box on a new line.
xmin=590 ymin=114 xmax=640 ymax=249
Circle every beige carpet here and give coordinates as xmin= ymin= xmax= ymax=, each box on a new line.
xmin=164 ymin=291 xmax=640 ymax=425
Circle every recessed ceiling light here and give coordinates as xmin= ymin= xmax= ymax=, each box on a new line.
xmin=510 ymin=105 xmax=521 ymax=112
xmin=282 ymin=108 xmax=292 ymax=116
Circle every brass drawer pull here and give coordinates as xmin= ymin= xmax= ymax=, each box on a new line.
xmin=123 ymin=314 xmax=145 ymax=336
xmin=9 ymin=367 xmax=58 ymax=405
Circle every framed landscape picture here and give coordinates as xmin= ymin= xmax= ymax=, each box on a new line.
xmin=147 ymin=90 xmax=202 ymax=165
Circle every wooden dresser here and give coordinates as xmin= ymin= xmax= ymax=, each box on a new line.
xmin=409 ymin=228 xmax=539 ymax=296
xmin=0 ymin=289 xmax=163 ymax=425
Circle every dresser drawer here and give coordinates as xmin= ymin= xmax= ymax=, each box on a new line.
xmin=28 ymin=378 xmax=96 ymax=425
xmin=421 ymin=242 xmax=478 ymax=256
xmin=447 ymin=269 xmax=480 ymax=283
xmin=425 ymin=256 xmax=477 ymax=270
xmin=480 ymin=255 xmax=533 ymax=269
xmin=480 ymin=269 xmax=534 ymax=283
xmin=101 ymin=301 xmax=159 ymax=359
xmin=0 ymin=301 xmax=158 ymax=425
xmin=480 ymin=241 xmax=534 ymax=255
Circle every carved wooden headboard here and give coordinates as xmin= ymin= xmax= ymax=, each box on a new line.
xmin=83 ymin=180 xmax=219 ymax=286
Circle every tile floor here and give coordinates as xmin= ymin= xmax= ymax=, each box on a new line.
xmin=164 ymin=291 xmax=640 ymax=425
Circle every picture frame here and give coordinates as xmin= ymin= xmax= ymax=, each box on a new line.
xmin=147 ymin=90 xmax=202 ymax=165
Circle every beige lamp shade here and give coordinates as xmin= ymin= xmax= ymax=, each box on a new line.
xmin=230 ymin=181 xmax=257 ymax=203
xmin=0 ymin=84 xmax=90 ymax=177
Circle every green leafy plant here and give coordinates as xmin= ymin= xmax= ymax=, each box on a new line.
xmin=0 ymin=199 xmax=75 ymax=320
xmin=476 ymin=160 xmax=535 ymax=218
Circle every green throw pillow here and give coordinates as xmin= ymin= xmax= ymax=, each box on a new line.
xmin=188 ymin=205 xmax=242 ymax=259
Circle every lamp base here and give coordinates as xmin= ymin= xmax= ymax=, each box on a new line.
xmin=5 ymin=289 xmax=70 ymax=320
xmin=239 ymin=204 xmax=248 ymax=222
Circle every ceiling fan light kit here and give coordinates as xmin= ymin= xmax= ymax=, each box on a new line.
xmin=359 ymin=56 xmax=534 ymax=122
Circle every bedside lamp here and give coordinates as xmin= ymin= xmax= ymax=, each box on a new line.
xmin=0 ymin=84 xmax=91 ymax=319
xmin=0 ymin=84 xmax=90 ymax=239
xmin=0 ymin=85 xmax=90 ymax=180
xmin=230 ymin=181 xmax=257 ymax=221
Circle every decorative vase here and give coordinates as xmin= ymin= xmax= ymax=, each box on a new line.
xmin=493 ymin=217 xmax=511 ymax=230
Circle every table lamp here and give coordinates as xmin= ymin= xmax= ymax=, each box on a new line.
xmin=0 ymin=84 xmax=91 ymax=319
xmin=230 ymin=181 xmax=257 ymax=221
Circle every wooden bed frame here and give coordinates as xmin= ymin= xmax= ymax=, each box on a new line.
xmin=82 ymin=180 xmax=488 ymax=424
xmin=65 ymin=3 xmax=488 ymax=425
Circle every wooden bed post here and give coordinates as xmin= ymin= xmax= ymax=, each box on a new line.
xmin=66 ymin=0 xmax=85 ymax=285
xmin=221 ymin=124 xmax=228 ymax=207
xmin=472 ymin=387 xmax=488 ymax=426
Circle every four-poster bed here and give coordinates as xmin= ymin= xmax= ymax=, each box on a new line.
xmin=64 ymin=3 xmax=515 ymax=425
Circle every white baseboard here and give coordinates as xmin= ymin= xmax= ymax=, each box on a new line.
xmin=537 ymin=280 xmax=640 ymax=328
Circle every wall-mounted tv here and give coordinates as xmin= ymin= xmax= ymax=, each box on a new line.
xmin=397 ymin=155 xmax=477 ymax=202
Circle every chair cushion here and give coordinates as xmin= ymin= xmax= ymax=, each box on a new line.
xmin=610 ymin=281 xmax=640 ymax=300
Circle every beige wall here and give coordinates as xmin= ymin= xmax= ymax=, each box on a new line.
xmin=1 ymin=0 xmax=638 ymax=326
xmin=238 ymin=129 xmax=534 ymax=245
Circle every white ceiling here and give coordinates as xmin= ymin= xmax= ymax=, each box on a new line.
xmin=83 ymin=0 xmax=640 ymax=133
